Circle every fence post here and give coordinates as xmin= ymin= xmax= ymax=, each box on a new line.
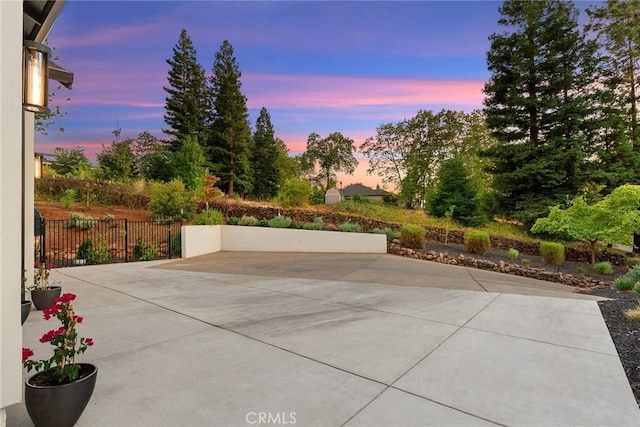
xmin=124 ymin=219 xmax=128 ymax=262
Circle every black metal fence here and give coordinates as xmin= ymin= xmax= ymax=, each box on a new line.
xmin=35 ymin=218 xmax=182 ymax=267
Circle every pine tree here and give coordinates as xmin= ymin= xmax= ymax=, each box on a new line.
xmin=250 ymin=107 xmax=280 ymax=199
xmin=163 ymin=29 xmax=208 ymax=151
xmin=483 ymin=0 xmax=597 ymax=225
xmin=586 ymin=0 xmax=640 ymax=187
xmin=205 ymin=40 xmax=252 ymax=197
xmin=428 ymin=156 xmax=485 ymax=226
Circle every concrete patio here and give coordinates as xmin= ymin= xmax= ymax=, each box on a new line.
xmin=8 ymin=252 xmax=640 ymax=426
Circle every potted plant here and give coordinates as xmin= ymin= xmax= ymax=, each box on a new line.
xmin=29 ymin=263 xmax=62 ymax=310
xmin=75 ymin=238 xmax=93 ymax=265
xmin=22 ymin=293 xmax=96 ymax=427
xmin=21 ymin=270 xmax=32 ymax=325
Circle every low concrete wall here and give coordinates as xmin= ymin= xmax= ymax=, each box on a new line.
xmin=181 ymin=225 xmax=221 ymax=258
xmin=181 ymin=225 xmax=386 ymax=258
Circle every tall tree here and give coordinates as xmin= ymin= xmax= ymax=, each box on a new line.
xmin=250 ymin=107 xmax=280 ymax=199
xmin=171 ymin=135 xmax=206 ymax=190
xmin=97 ymin=139 xmax=135 ymax=181
xmin=163 ymin=29 xmax=208 ymax=151
xmin=360 ymin=109 xmax=493 ymax=208
xmin=586 ymin=0 xmax=640 ymax=187
xmin=51 ymin=147 xmax=90 ymax=177
xmin=304 ymin=132 xmax=358 ymax=193
xmin=483 ymin=0 xmax=597 ymax=224
xmin=206 ymin=40 xmax=252 ymax=197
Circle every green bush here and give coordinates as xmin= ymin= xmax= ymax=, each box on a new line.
xmin=60 ymin=189 xmax=77 ymax=208
xmin=239 ymin=215 xmax=258 ymax=226
xmin=540 ymin=242 xmax=565 ymax=265
xmin=577 ymin=266 xmax=588 ymax=275
xmin=226 ymin=216 xmax=239 ymax=225
xmin=268 ymin=216 xmax=293 ymax=228
xmin=370 ymin=227 xmax=396 ymax=242
xmin=634 ymin=282 xmax=640 ymax=298
xmin=77 ymin=238 xmax=93 ymax=260
xmin=507 ymin=248 xmax=519 ymax=261
xmin=521 ymin=258 xmax=531 ymax=267
xmin=103 ymin=214 xmax=115 ymax=221
xmin=464 ymin=231 xmax=490 ymax=255
xmin=626 ymin=257 xmax=640 ymax=268
xmin=277 ymin=177 xmax=312 ymax=207
xmin=65 ymin=213 xmax=96 ymax=230
xmin=400 ymin=224 xmax=425 ymax=249
xmin=170 ymin=232 xmax=181 ymax=257
xmin=302 ymin=217 xmax=324 ymax=230
xmin=190 ymin=210 xmax=224 ymax=225
xmin=134 ymin=239 xmax=158 ymax=261
xmin=594 ymin=261 xmax=614 ymax=275
xmin=148 ymin=179 xmax=195 ymax=221
xmin=338 ymin=221 xmax=362 ymax=233
xmin=257 ymin=219 xmax=270 ymax=227
xmin=613 ymin=265 xmax=640 ymax=291
xmin=352 ymin=194 xmax=373 ymax=204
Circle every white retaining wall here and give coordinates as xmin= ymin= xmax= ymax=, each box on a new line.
xmin=181 ymin=225 xmax=387 ymax=258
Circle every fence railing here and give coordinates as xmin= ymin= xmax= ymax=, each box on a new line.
xmin=35 ymin=218 xmax=182 ymax=267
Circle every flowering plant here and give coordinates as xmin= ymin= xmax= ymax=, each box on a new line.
xmin=28 ymin=262 xmax=60 ymax=291
xmin=23 ymin=293 xmax=94 ymax=384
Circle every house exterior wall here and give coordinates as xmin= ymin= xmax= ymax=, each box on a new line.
xmin=0 ymin=0 xmax=26 ymax=416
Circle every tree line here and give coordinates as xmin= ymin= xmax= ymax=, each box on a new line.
xmin=47 ymin=0 xmax=640 ymax=230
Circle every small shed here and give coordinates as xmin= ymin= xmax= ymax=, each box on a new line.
xmin=325 ymin=187 xmax=343 ymax=204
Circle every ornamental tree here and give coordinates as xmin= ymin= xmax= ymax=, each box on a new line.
xmin=531 ymin=184 xmax=640 ymax=263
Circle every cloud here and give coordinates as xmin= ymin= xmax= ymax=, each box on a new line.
xmin=245 ymin=74 xmax=485 ymax=111
xmin=53 ymin=21 xmax=169 ymax=49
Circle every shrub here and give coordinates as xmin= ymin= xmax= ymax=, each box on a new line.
xmin=277 ymin=177 xmax=312 ymax=207
xmin=77 ymin=239 xmax=93 ymax=260
xmin=400 ymin=224 xmax=425 ymax=249
xmin=370 ymin=227 xmax=396 ymax=242
xmin=613 ymin=265 xmax=640 ymax=291
xmin=257 ymin=219 xmax=270 ymax=227
xmin=507 ymin=248 xmax=519 ymax=261
xmin=148 ymin=179 xmax=195 ymax=221
xmin=338 ymin=221 xmax=362 ymax=233
xmin=302 ymin=217 xmax=324 ymax=230
xmin=352 ymin=194 xmax=373 ymax=204
xmin=268 ymin=216 xmax=293 ymax=228
xmin=626 ymin=257 xmax=640 ymax=268
xmin=226 ymin=216 xmax=239 ymax=225
xmin=60 ymin=189 xmax=76 ymax=208
xmin=593 ymin=261 xmax=614 ymax=275
xmin=464 ymin=231 xmax=490 ymax=255
xmin=634 ymin=282 xmax=640 ymax=298
xmin=134 ymin=239 xmax=158 ymax=261
xmin=624 ymin=307 xmax=640 ymax=322
xmin=190 ymin=210 xmax=224 ymax=225
xmin=239 ymin=215 xmax=258 ymax=226
xmin=103 ymin=214 xmax=115 ymax=221
xmin=65 ymin=213 xmax=96 ymax=230
xmin=540 ymin=242 xmax=565 ymax=266
xmin=170 ymin=232 xmax=181 ymax=257
xmin=577 ymin=266 xmax=588 ymax=275
xmin=521 ymin=258 xmax=531 ymax=267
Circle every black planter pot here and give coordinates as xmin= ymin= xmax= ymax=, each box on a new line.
xmin=30 ymin=286 xmax=62 ymax=310
xmin=25 ymin=363 xmax=98 ymax=427
xmin=21 ymin=300 xmax=32 ymax=325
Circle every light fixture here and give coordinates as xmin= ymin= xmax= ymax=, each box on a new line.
xmin=34 ymin=154 xmax=43 ymax=179
xmin=23 ymin=41 xmax=51 ymax=113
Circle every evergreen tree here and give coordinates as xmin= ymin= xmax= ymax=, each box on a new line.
xmin=586 ymin=0 xmax=640 ymax=187
xmin=250 ymin=107 xmax=280 ymax=199
xmin=171 ymin=135 xmax=206 ymax=191
xmin=163 ymin=29 xmax=208 ymax=151
xmin=428 ymin=156 xmax=485 ymax=226
xmin=205 ymin=40 xmax=252 ymax=197
xmin=483 ymin=0 xmax=597 ymax=225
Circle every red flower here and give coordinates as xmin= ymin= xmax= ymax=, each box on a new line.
xmin=54 ymin=293 xmax=76 ymax=304
xmin=22 ymin=348 xmax=33 ymax=362
xmin=42 ymin=305 xmax=59 ymax=320
xmin=85 ymin=338 xmax=94 ymax=346
xmin=73 ymin=315 xmax=83 ymax=324
xmin=48 ymin=263 xmax=58 ymax=269
xmin=39 ymin=327 xmax=65 ymax=343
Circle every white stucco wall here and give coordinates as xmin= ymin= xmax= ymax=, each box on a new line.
xmin=181 ymin=225 xmax=222 ymax=258
xmin=1 ymin=0 xmax=26 ymax=413
xmin=181 ymin=225 xmax=387 ymax=258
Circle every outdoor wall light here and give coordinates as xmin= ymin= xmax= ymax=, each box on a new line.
xmin=23 ymin=41 xmax=51 ymax=113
